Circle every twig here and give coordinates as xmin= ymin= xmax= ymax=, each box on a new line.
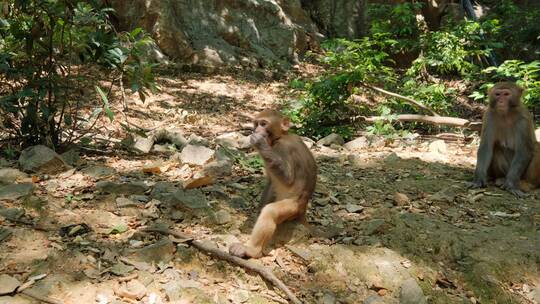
xmin=358 ymin=83 xmax=440 ymax=116
xmin=144 ymin=228 xmax=302 ymax=304
xmin=20 ymin=289 xmax=63 ymax=304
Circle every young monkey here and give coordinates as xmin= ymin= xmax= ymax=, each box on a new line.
xmin=229 ymin=109 xmax=317 ymax=258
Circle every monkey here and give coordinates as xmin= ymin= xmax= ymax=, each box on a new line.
xmin=229 ymin=109 xmax=317 ymax=259
xmin=469 ymin=81 xmax=540 ymax=197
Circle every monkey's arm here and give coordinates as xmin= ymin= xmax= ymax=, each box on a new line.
xmin=504 ymin=119 xmax=533 ymax=192
xmin=260 ymin=181 xmax=275 ymax=206
xmin=471 ymin=114 xmax=495 ymax=187
xmin=257 ymin=144 xmax=294 ymax=185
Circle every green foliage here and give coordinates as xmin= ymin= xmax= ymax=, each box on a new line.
xmin=408 ymin=20 xmax=500 ymax=77
xmin=368 ymin=3 xmax=423 ymax=53
xmin=470 ymin=60 xmax=540 ymax=107
xmin=0 ymin=0 xmax=157 ymax=149
xmin=286 ymin=37 xmax=396 ymax=140
xmin=400 ymin=81 xmax=456 ymax=115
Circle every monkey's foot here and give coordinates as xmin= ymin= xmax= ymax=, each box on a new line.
xmin=466 ymin=180 xmax=486 ymax=189
xmin=501 ymin=183 xmax=529 ymax=198
xmin=229 ymin=243 xmax=263 ymax=259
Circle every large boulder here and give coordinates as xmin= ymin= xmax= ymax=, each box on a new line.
xmin=18 ymin=145 xmax=69 ymax=174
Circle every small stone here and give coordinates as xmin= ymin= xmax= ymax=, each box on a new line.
xmin=0 ymin=168 xmax=27 ymax=185
xmin=369 ymin=136 xmax=386 ymax=148
xmin=344 ymin=136 xmax=369 ymax=151
xmin=383 ymin=152 xmax=401 ymax=163
xmin=317 ymin=133 xmax=345 ymax=146
xmin=179 ymin=145 xmax=215 ymax=166
xmin=125 ymin=279 xmax=146 ymax=300
xmin=428 ymin=140 xmax=447 ymax=154
xmin=399 ymin=278 xmax=426 ymax=304
xmin=345 ymin=204 xmax=364 ymax=213
xmin=133 ymin=136 xmax=154 ymax=153
xmin=61 ymin=149 xmax=80 ymax=166
xmin=152 ymin=144 xmax=171 ymax=152
xmin=216 ymin=132 xmax=251 ymax=149
xmin=233 ymin=290 xmax=250 ymax=303
xmin=18 ymin=145 xmax=70 ymax=174
xmin=393 ymin=192 xmax=410 ymax=206
xmin=0 ymin=183 xmax=34 ymax=200
xmin=320 ymin=293 xmax=336 ymax=304
xmin=116 ymin=197 xmax=139 ymax=208
xmin=229 ymin=196 xmax=248 ymax=209
xmin=0 ymin=208 xmax=25 ymax=220
xmin=187 ymin=134 xmax=209 ymax=146
xmin=202 ymin=160 xmax=232 ymax=178
xmin=302 ymin=137 xmax=315 ymax=149
xmin=171 ymin=189 xmax=209 ymax=209
xmin=130 ymin=238 xmax=176 ymax=264
xmin=214 ymin=210 xmax=231 ymax=225
xmin=171 ymin=210 xmax=185 ymax=221
xmin=0 ymin=274 xmax=21 ymax=295
xmin=81 ymin=165 xmax=116 ymax=178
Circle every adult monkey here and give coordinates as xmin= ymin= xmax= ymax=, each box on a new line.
xmin=229 ymin=109 xmax=317 ymax=258
xmin=470 ymin=81 xmax=540 ymax=197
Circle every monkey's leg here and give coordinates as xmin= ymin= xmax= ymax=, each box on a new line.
xmin=230 ymin=199 xmax=301 ymax=258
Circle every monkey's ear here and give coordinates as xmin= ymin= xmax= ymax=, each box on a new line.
xmin=281 ymin=117 xmax=290 ymax=132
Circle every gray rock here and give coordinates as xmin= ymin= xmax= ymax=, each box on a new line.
xmin=96 ymin=181 xmax=149 ymax=195
xmin=0 ymin=183 xmax=34 ymax=200
xmin=216 ymin=132 xmax=251 ymax=149
xmin=110 ymin=262 xmax=135 ymax=276
xmin=363 ymin=295 xmax=385 ymax=304
xmin=133 ymin=136 xmax=154 ymax=153
xmin=154 ymin=128 xmax=188 ymax=149
xmin=0 ymin=208 xmax=25 ymax=220
xmin=125 ymin=279 xmax=147 ymax=300
xmin=130 ymin=238 xmax=176 ymax=263
xmin=0 ymin=168 xmax=27 ymax=185
xmin=319 ymin=293 xmax=336 ymax=304
xmin=18 ymin=145 xmax=69 ymax=174
xmin=152 ymin=144 xmax=172 ymax=152
xmin=0 ymin=274 xmax=21 ymax=295
xmin=179 ymin=145 xmax=215 ymax=166
xmin=399 ymin=278 xmax=426 ymax=304
xmin=171 ymin=210 xmax=185 ymax=221
xmin=302 ymin=137 xmax=316 ymax=149
xmin=0 ymin=228 xmax=12 ymax=243
xmin=345 ymin=204 xmax=364 ymax=213
xmin=116 ymin=197 xmax=139 ymax=208
xmin=344 ymin=136 xmax=369 ymax=151
xmin=383 ymin=152 xmax=401 ymax=164
xmin=171 ymin=189 xmax=209 ymax=209
xmin=214 ymin=210 xmax=231 ymax=225
xmin=81 ymin=165 xmax=116 ymax=178
xmin=365 ymin=219 xmax=387 ymax=235
xmin=129 ymin=195 xmax=150 ymax=203
xmin=233 ymin=290 xmax=250 ymax=303
xmin=317 ymin=133 xmax=345 ymax=146
xmin=203 ymin=160 xmax=233 ymax=177
xmin=187 ymin=134 xmax=209 ymax=146
xmin=369 ymin=136 xmax=386 ymax=149
xmin=61 ymin=149 xmax=80 ymax=166
xmin=230 ymin=196 xmax=248 ymax=209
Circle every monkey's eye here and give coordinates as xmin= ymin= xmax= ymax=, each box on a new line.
xmin=260 ymin=121 xmax=267 ymax=127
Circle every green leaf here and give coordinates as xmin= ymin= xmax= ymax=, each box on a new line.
xmin=109 ymin=224 xmax=128 ymax=234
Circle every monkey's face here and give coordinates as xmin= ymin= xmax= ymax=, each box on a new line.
xmin=492 ymin=88 xmax=513 ymax=113
xmin=253 ymin=118 xmax=274 ymax=145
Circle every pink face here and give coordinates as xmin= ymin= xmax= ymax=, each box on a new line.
xmin=493 ymin=88 xmax=513 ymax=112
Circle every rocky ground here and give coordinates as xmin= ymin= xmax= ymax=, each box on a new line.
xmin=0 ymin=72 xmax=539 ymax=304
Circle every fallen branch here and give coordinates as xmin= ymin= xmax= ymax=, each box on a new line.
xmin=358 ymin=83 xmax=440 ymax=116
xmin=144 ymin=228 xmax=302 ymax=304
xmin=359 ymin=114 xmax=482 ymax=132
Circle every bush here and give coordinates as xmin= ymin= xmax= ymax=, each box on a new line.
xmin=0 ymin=0 xmax=157 ymax=150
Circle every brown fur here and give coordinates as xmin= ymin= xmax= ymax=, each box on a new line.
xmin=229 ymin=109 xmax=317 ymax=258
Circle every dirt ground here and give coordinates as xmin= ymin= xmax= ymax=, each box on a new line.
xmin=0 ymin=71 xmax=539 ymax=304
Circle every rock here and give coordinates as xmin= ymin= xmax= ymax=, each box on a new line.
xmin=216 ymin=132 xmax=251 ymax=149
xmin=233 ymin=290 xmax=250 ymax=303
xmin=393 ymin=192 xmax=410 ymax=206
xmin=345 ymin=204 xmax=364 ymax=213
xmin=96 ymin=181 xmax=149 ymax=195
xmin=187 ymin=134 xmax=209 ymax=146
xmin=363 ymin=295 xmax=385 ymax=304
xmin=116 ymin=197 xmax=139 ymax=208
xmin=133 ymin=136 xmax=154 ymax=153
xmin=110 ymin=262 xmax=135 ymax=276
xmin=125 ymin=279 xmax=147 ymax=300
xmin=179 ymin=145 xmax=215 ymax=166
xmin=0 ymin=168 xmax=27 ymax=185
xmin=183 ymin=171 xmax=215 ymax=189
xmin=383 ymin=152 xmax=401 ymax=164
xmin=429 ymin=187 xmax=457 ymax=203
xmin=317 ymin=133 xmax=345 ymax=146
xmin=319 ymin=293 xmax=336 ymax=304
xmin=81 ymin=165 xmax=116 ymax=178
xmin=129 ymin=195 xmax=149 ymax=203
xmin=130 ymin=238 xmax=176 ymax=263
xmin=365 ymin=219 xmax=387 ymax=235
xmin=399 ymin=278 xmax=426 ymax=304
xmin=171 ymin=210 xmax=185 ymax=221
xmin=229 ymin=196 xmax=249 ymax=209
xmin=0 ymin=274 xmax=20 ymax=295
xmin=529 ymin=285 xmax=540 ymax=302
xmin=202 ymin=160 xmax=233 ymax=178
xmin=344 ymin=136 xmax=369 ymax=151
xmin=154 ymin=128 xmax=188 ymax=149
xmin=214 ymin=210 xmax=231 ymax=225
xmin=0 ymin=183 xmax=34 ymax=200
xmin=171 ymin=189 xmax=209 ymax=209
xmin=152 ymin=144 xmax=171 ymax=152
xmin=428 ymin=140 xmax=447 ymax=154
xmin=302 ymin=137 xmax=316 ymax=149
xmin=286 ymin=245 xmax=312 ymax=261
xmin=18 ymin=145 xmax=69 ymax=174
xmin=0 ymin=208 xmax=25 ymax=220
xmin=0 ymin=228 xmax=12 ymax=243
xmin=61 ymin=149 xmax=80 ymax=166
xmin=369 ymin=136 xmax=386 ymax=149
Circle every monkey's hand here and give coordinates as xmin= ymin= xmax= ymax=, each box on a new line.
xmin=229 ymin=243 xmax=262 ymax=259
xmin=250 ymin=133 xmax=268 ymax=149
xmin=467 ymin=177 xmax=487 ymax=189
xmin=501 ymin=180 xmax=528 ymax=198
